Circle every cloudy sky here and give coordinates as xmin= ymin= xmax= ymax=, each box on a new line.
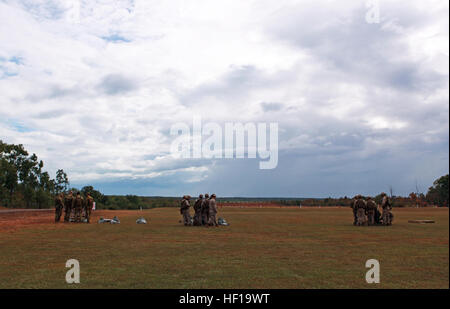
xmin=0 ymin=0 xmax=448 ymax=197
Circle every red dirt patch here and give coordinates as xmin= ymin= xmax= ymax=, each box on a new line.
xmin=0 ymin=209 xmax=139 ymax=233
xmin=218 ymin=203 xmax=349 ymax=209
xmin=219 ymin=202 xmax=294 ymax=208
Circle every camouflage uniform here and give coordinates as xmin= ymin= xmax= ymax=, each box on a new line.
xmin=355 ymin=196 xmax=367 ymax=226
xmin=375 ymin=205 xmax=382 ymax=224
xmin=366 ymin=198 xmax=377 ymax=226
xmin=64 ymin=192 xmax=74 ymax=222
xmin=73 ymin=193 xmax=84 ymax=223
xmin=208 ymin=194 xmax=218 ymax=226
xmin=201 ymin=194 xmax=210 ymax=225
xmin=180 ymin=196 xmax=191 ymax=226
xmin=193 ymin=194 xmax=203 ymax=226
xmin=84 ymin=194 xmax=94 ymax=223
xmin=381 ymin=194 xmax=393 ymax=226
xmin=350 ymin=198 xmax=357 ymax=225
xmin=54 ymin=194 xmax=64 ymax=222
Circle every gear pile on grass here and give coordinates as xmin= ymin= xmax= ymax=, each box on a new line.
xmin=98 ymin=216 xmax=120 ymax=224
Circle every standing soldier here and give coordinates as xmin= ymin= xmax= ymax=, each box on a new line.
xmin=350 ymin=196 xmax=358 ymax=226
xmin=366 ymin=197 xmax=377 ymax=226
xmin=375 ymin=202 xmax=382 ymax=225
xmin=380 ymin=192 xmax=393 ymax=225
xmin=64 ymin=191 xmax=74 ymax=222
xmin=208 ymin=194 xmax=218 ymax=227
xmin=73 ymin=192 xmax=84 ymax=223
xmin=201 ymin=193 xmax=210 ymax=225
xmin=54 ymin=193 xmax=64 ymax=223
xmin=193 ymin=194 xmax=203 ymax=226
xmin=84 ymin=192 xmax=94 ymax=223
xmin=180 ymin=195 xmax=192 ymax=226
xmin=355 ymin=195 xmax=367 ymax=226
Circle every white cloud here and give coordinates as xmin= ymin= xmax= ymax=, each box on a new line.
xmin=0 ymin=0 xmax=448 ymax=196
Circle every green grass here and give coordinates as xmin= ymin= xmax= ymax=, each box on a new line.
xmin=0 ymin=207 xmax=448 ymax=288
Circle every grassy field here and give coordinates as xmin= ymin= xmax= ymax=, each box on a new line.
xmin=0 ymin=207 xmax=448 ymax=289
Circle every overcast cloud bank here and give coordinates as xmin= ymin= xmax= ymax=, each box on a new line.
xmin=0 ymin=0 xmax=448 ymax=197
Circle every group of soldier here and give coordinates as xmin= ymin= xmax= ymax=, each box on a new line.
xmin=54 ymin=191 xmax=94 ymax=223
xmin=53 ymin=190 xmax=394 ymax=227
xmin=351 ymin=192 xmax=393 ymax=226
xmin=180 ymin=193 xmax=218 ymax=227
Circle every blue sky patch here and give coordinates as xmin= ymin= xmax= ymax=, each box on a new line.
xmin=101 ymin=34 xmax=131 ymax=43
xmin=5 ymin=119 xmax=33 ymax=133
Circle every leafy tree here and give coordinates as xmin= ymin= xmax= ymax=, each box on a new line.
xmin=0 ymin=140 xmax=64 ymax=209
xmin=81 ymin=185 xmax=107 ymax=206
xmin=0 ymin=141 xmax=28 ymax=204
xmin=55 ymin=169 xmax=69 ymax=193
xmin=426 ymin=174 xmax=449 ymax=207
xmin=0 ymin=156 xmax=18 ymax=206
xmin=81 ymin=185 xmax=94 ymax=195
xmin=69 ymin=187 xmax=80 ymax=194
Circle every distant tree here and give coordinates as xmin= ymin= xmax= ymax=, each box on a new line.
xmin=0 ymin=156 xmax=18 ymax=206
xmin=126 ymin=195 xmax=141 ymax=208
xmin=81 ymin=185 xmax=107 ymax=205
xmin=409 ymin=192 xmax=418 ymax=207
xmin=0 ymin=142 xmax=28 ymax=204
xmin=81 ymin=185 xmax=94 ymax=196
xmin=70 ymin=187 xmax=80 ymax=194
xmin=55 ymin=169 xmax=69 ymax=193
xmin=426 ymin=174 xmax=449 ymax=207
xmin=1 ymin=140 xmax=68 ymax=208
xmin=415 ymin=179 xmax=421 ymax=196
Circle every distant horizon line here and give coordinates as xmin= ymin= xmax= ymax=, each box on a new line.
xmin=102 ymin=195 xmax=391 ymax=199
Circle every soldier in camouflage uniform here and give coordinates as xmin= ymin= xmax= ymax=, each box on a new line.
xmin=366 ymin=197 xmax=377 ymax=226
xmin=201 ymin=193 xmax=210 ymax=226
xmin=73 ymin=192 xmax=84 ymax=223
xmin=54 ymin=193 xmax=64 ymax=223
xmin=350 ymin=196 xmax=358 ymax=226
xmin=375 ymin=203 xmax=382 ymax=225
xmin=84 ymin=192 xmax=94 ymax=223
xmin=64 ymin=191 xmax=74 ymax=222
xmin=208 ymin=194 xmax=218 ymax=227
xmin=380 ymin=192 xmax=393 ymax=226
xmin=193 ymin=194 xmax=203 ymax=226
xmin=180 ymin=195 xmax=192 ymax=226
xmin=355 ymin=195 xmax=368 ymax=226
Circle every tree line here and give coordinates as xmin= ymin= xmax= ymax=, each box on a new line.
xmin=0 ymin=140 xmax=179 ymax=209
xmin=273 ymin=174 xmax=449 ymax=208
xmin=1 ymin=140 xmax=448 ymax=209
xmin=0 ymin=140 xmax=69 ymax=208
